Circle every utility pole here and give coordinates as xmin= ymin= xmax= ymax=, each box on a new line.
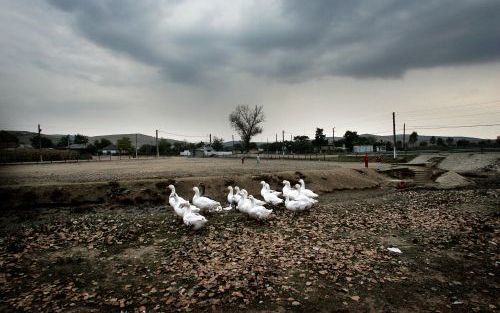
xmin=67 ymin=133 xmax=70 ymax=160
xmin=332 ymin=127 xmax=335 ymax=148
xmin=232 ymin=134 xmax=234 ymax=151
xmin=155 ymin=130 xmax=159 ymax=158
xmin=209 ymin=133 xmax=212 ymax=146
xmin=135 ymin=133 xmax=138 ymax=159
xmin=392 ymin=112 xmax=397 ymax=159
xmin=282 ymin=130 xmax=285 ymax=155
xmin=275 ymin=133 xmax=278 ymax=154
xmin=38 ymin=124 xmax=42 ymax=162
xmin=403 ymin=123 xmax=406 ymax=155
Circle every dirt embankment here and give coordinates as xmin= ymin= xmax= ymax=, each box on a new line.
xmin=0 ymin=168 xmax=385 ymax=210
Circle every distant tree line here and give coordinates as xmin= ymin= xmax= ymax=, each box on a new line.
xmin=1 ymin=124 xmax=499 ymax=161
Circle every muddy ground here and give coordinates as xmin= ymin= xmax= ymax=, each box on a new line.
xmin=1 ymin=187 xmax=498 ymax=312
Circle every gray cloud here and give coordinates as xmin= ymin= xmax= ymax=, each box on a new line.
xmin=46 ymin=0 xmax=500 ymax=83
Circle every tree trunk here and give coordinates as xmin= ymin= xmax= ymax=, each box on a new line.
xmin=243 ymin=136 xmax=251 ymax=152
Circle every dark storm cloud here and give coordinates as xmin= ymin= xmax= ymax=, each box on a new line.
xmin=47 ymin=0 xmax=500 ymax=83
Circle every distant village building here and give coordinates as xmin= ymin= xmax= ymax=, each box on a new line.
xmin=179 ymin=150 xmax=191 ymax=156
xmin=192 ymin=146 xmax=232 ymax=157
xmin=67 ymin=143 xmax=88 ymax=151
xmin=101 ymin=144 xmax=118 ymax=155
xmin=353 ymin=145 xmax=373 ymax=153
xmin=194 ymin=146 xmax=214 ymax=157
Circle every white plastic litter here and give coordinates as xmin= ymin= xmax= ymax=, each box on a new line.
xmin=387 ymin=247 xmax=402 ymax=254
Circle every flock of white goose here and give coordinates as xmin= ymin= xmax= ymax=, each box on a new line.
xmin=167 ymin=179 xmax=319 ymax=230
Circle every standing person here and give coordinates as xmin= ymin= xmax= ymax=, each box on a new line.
xmin=241 ymin=156 xmax=245 ymax=164
xmin=375 ymin=154 xmax=382 ymax=171
xmin=256 ymin=155 xmax=260 ymax=165
xmin=364 ymin=153 xmax=369 ymax=168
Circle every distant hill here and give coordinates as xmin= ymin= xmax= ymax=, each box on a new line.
xmin=1 ymin=130 xmax=181 ymax=147
xmin=223 ymin=134 xmax=488 ymax=147
xmin=3 ymin=130 xmax=67 ymax=146
xmin=357 ymin=134 xmax=485 ymax=143
xmin=89 ymin=134 xmax=181 ymax=146
xmin=2 ymin=129 xmax=490 ymax=148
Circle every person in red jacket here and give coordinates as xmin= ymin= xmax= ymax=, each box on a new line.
xmin=364 ymin=153 xmax=369 ymax=168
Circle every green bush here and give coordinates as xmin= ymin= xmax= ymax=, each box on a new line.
xmin=0 ymin=149 xmax=91 ymax=163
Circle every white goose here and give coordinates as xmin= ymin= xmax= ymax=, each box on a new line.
xmin=248 ymin=196 xmax=273 ymax=220
xmin=192 ymin=187 xmax=222 ymax=213
xmin=171 ymin=194 xmax=186 ymax=218
xmin=236 ymin=190 xmax=252 ymax=213
xmin=282 ymin=180 xmax=301 ymax=200
xmin=241 ymin=188 xmax=266 ymax=206
xmin=260 ymin=181 xmax=283 ymax=205
xmin=265 ymin=183 xmax=282 ymax=196
xmin=298 ymin=179 xmax=319 ymax=198
xmin=227 ymin=186 xmax=237 ymax=205
xmin=284 ymin=195 xmax=310 ymax=211
xmin=167 ymin=185 xmax=187 ymax=208
xmin=181 ymin=202 xmax=208 ymax=230
xmin=233 ymin=186 xmax=242 ymax=204
xmin=167 ymin=185 xmax=200 ymax=217
xmin=294 ymin=184 xmax=318 ymax=204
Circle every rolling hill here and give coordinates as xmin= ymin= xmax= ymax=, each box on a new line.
xmin=2 ymin=129 xmax=491 ymax=148
xmin=1 ymin=130 xmax=181 ymax=147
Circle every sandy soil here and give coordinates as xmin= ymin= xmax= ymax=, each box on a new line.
xmin=0 ymin=157 xmax=389 ymax=186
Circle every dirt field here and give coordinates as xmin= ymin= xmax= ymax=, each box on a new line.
xmin=0 ymin=188 xmax=498 ymax=312
xmin=0 ymin=157 xmax=389 ymax=186
xmin=0 ymin=156 xmax=499 ymax=312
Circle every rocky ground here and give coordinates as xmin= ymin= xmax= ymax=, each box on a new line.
xmin=0 ymin=188 xmax=499 ymax=312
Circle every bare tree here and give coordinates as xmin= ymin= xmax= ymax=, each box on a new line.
xmin=229 ymin=105 xmax=265 ymax=152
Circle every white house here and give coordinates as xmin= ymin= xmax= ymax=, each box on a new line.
xmin=353 ymin=145 xmax=373 ymax=153
xmin=180 ymin=150 xmax=191 ymax=156
xmin=193 ymin=146 xmax=232 ymax=157
xmin=101 ymin=144 xmax=119 ymax=155
xmin=194 ymin=146 xmax=215 ymax=157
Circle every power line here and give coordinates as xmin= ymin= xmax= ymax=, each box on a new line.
xmin=157 ymin=130 xmax=208 ymax=138
xmin=397 ymin=99 xmax=500 ymax=115
xmin=403 ymin=110 xmax=500 ymax=122
xmin=410 ymin=123 xmax=500 ymax=129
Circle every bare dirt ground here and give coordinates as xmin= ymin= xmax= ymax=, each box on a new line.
xmin=0 ymin=188 xmax=498 ymax=312
xmin=0 ymin=157 xmax=499 ymax=312
xmin=408 ymin=152 xmax=500 ymax=174
xmin=0 ymin=157 xmax=390 ymax=186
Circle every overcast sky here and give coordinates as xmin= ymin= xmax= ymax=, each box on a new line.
xmin=0 ymin=0 xmax=499 ymax=141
